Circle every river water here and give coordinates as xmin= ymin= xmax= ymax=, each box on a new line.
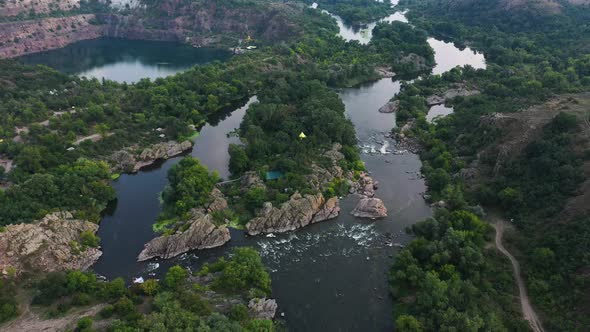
xmin=20 ymin=5 xmax=485 ymax=331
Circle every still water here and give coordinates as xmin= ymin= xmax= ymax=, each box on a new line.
xmin=19 ymin=38 xmax=231 ymax=83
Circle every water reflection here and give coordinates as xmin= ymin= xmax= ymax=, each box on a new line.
xmin=19 ymin=38 xmax=231 ymax=83
xmin=428 ymin=38 xmax=486 ymax=75
xmin=427 ymin=104 xmax=454 ymax=123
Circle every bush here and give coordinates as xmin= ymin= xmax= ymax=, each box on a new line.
xmin=212 ymin=247 xmax=271 ymax=296
xmin=245 ymin=319 xmax=275 ymax=332
xmin=140 ymin=279 xmax=160 ymax=296
xmin=76 ymin=316 xmax=94 ymax=332
xmin=164 ymin=265 xmax=188 ymax=289
xmin=80 ymin=230 xmax=100 ymax=248
xmin=99 ymin=304 xmax=114 ymax=318
xmin=228 ymin=303 xmax=249 ymax=322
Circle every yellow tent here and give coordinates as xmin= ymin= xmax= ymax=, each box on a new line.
xmin=299 ymin=132 xmax=307 ymax=140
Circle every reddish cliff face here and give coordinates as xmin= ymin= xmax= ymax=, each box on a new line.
xmin=0 ymin=0 xmax=302 ymax=58
xmin=0 ymin=0 xmax=81 ymax=17
xmin=0 ymin=15 xmax=103 ymax=58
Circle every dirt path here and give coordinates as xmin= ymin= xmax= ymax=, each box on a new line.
xmin=490 ymin=216 xmax=545 ymax=332
xmin=1 ymin=303 xmax=105 ymax=332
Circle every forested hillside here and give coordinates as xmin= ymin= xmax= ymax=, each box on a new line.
xmin=390 ymin=0 xmax=590 ymax=330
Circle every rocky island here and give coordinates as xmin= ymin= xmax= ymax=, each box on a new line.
xmin=138 ymin=210 xmax=231 ymax=261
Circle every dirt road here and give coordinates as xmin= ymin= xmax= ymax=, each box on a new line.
xmin=491 ymin=217 xmax=545 ymax=332
xmin=1 ymin=303 xmax=104 ymax=332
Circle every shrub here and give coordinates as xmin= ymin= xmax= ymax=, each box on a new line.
xmin=164 ymin=265 xmax=188 ymax=289
xmin=80 ymin=232 xmax=100 ymax=250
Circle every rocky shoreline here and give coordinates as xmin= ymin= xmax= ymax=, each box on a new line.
xmin=137 ymin=210 xmax=231 ymax=261
xmin=0 ymin=212 xmax=102 ymax=276
xmin=135 ymin=144 xmax=389 ymax=261
xmin=426 ymin=85 xmax=480 ymax=106
xmin=137 ymin=188 xmax=231 ymax=261
xmin=109 ymin=140 xmax=193 ymax=173
xmin=245 ymin=193 xmax=341 ymax=236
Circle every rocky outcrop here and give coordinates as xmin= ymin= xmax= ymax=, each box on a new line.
xmin=248 ymin=298 xmax=277 ymax=320
xmin=304 ymin=143 xmax=347 ymax=192
xmin=245 ymin=193 xmax=340 ymax=236
xmin=0 ymin=212 xmax=101 ymax=276
xmin=0 ymin=15 xmax=103 ymax=58
xmin=110 ymin=140 xmax=193 ymax=173
xmin=353 ymin=172 xmax=378 ymax=198
xmin=426 ymin=85 xmax=480 ymax=106
xmin=396 ymin=53 xmax=430 ymax=72
xmin=379 ymin=100 xmax=400 ymax=113
xmin=351 ymin=197 xmax=387 ymax=219
xmin=375 ymin=67 xmax=396 ymax=78
xmin=0 ymin=0 xmax=81 ymax=18
xmin=240 ymin=171 xmax=266 ymax=193
xmin=137 ymin=210 xmax=230 ymax=261
xmin=207 ymin=188 xmax=228 ymax=213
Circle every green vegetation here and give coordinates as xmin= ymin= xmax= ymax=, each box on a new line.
xmin=199 ymin=247 xmax=272 ymax=297
xmin=0 ymin=0 xmax=436 ymax=230
xmin=0 ymin=278 xmax=18 ymax=323
xmin=389 ymin=0 xmax=590 ymax=330
xmin=390 ymin=210 xmax=528 ymax=330
xmin=155 ymin=157 xmax=220 ymax=232
xmin=22 ymin=249 xmax=276 ymax=330
xmin=0 ymin=158 xmax=115 ymax=225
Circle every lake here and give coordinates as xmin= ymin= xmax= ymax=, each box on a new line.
xmin=19 ymin=38 xmax=231 ymax=83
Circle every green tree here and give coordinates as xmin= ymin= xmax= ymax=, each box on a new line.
xmin=76 ymin=316 xmax=95 ymax=332
xmin=141 ymin=279 xmax=160 ymax=296
xmin=396 ymin=315 xmax=423 ymax=332
xmin=164 ymin=265 xmax=188 ymax=290
xmin=161 ymin=157 xmax=220 ymax=217
xmin=213 ymin=247 xmax=271 ymax=296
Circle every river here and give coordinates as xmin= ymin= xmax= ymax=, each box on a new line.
xmin=20 ymin=4 xmax=485 ymax=331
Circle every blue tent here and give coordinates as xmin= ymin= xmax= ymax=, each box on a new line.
xmin=265 ymin=171 xmax=284 ymax=181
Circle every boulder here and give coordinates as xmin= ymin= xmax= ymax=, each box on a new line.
xmin=351 ymin=198 xmax=387 ymax=219
xmin=379 ymin=100 xmax=400 ymax=113
xmin=137 ymin=211 xmax=230 ymax=261
xmin=248 ymin=298 xmax=278 ymax=320
xmin=207 ymin=188 xmax=228 ymax=213
xmin=0 ymin=212 xmax=102 ymax=276
xmin=245 ymin=193 xmax=340 ymax=235
xmin=349 ymin=172 xmax=377 ymax=198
